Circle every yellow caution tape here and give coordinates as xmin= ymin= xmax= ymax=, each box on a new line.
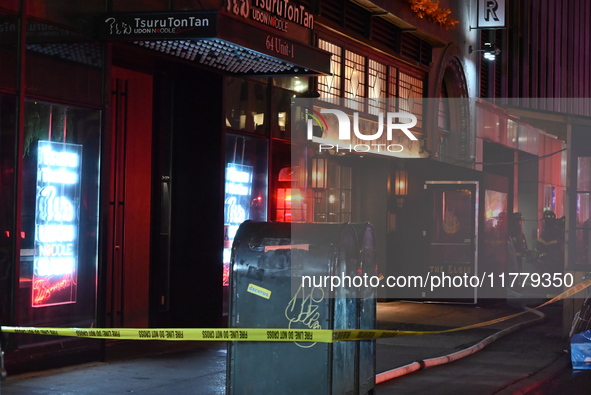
xmin=333 ymin=278 xmax=591 ymax=341
xmin=0 ymin=326 xmax=334 ymax=343
xmin=3 ymin=278 xmax=591 ymax=343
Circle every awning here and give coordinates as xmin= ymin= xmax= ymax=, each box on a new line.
xmin=99 ymin=11 xmax=331 ymax=76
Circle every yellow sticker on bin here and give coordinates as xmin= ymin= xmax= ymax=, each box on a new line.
xmin=247 ymin=283 xmax=272 ymax=299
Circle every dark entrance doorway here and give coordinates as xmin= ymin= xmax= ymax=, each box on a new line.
xmin=425 ymin=181 xmax=479 ymax=302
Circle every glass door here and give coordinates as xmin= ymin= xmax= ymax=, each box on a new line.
xmin=425 ymin=181 xmax=478 ymax=302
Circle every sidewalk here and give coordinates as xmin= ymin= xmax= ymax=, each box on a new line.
xmin=0 ymin=343 xmax=228 ymax=395
xmin=0 ymin=300 xmax=572 ymax=394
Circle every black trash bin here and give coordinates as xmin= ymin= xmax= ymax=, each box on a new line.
xmin=353 ymin=223 xmax=377 ymax=395
xmin=226 ymin=221 xmax=376 ymax=395
xmin=0 ymin=324 xmax=5 ymax=381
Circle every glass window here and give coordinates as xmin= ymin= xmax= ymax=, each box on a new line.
xmin=344 ymin=50 xmax=365 ymax=111
xmin=223 ymin=134 xmax=268 ymax=285
xmin=387 ymin=66 xmax=399 ymax=112
xmin=271 ymin=88 xmax=294 ymax=140
xmin=399 ymin=71 xmax=424 ymax=130
xmin=578 ymin=157 xmax=591 ymax=192
xmin=0 ymin=13 xmax=17 ymax=92
xmin=276 ymin=186 xmax=308 ymax=222
xmin=225 ymin=77 xmax=269 ymax=136
xmin=368 ymin=59 xmax=386 ymax=116
xmin=314 ymin=162 xmax=352 ymax=223
xmin=434 ymin=188 xmax=477 ymax=244
xmin=576 ymin=193 xmax=591 ymax=266
xmin=576 ymin=157 xmax=591 ymax=266
xmin=18 ymin=101 xmax=101 ymax=342
xmin=316 ymin=37 xmax=426 ymax=125
xmin=271 ymin=78 xmax=309 ymax=140
xmin=273 ymin=76 xmax=308 ymax=93
xmin=317 ymin=39 xmax=342 ymax=103
xmin=544 ymin=185 xmax=556 ymax=212
xmin=388 ymin=67 xmax=398 ymax=98
xmin=272 ymin=141 xmax=309 ymax=223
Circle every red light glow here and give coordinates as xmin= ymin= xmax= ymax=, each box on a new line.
xmin=276 ymin=188 xmax=305 ymax=222
xmin=223 ymin=262 xmax=230 ymax=287
xmin=33 ymin=275 xmax=76 ymax=306
xmin=3 ymin=231 xmax=26 ymax=238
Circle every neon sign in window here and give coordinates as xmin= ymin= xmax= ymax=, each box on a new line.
xmin=224 ymin=163 xmax=253 ymax=286
xmin=32 ymin=141 xmax=82 ymax=307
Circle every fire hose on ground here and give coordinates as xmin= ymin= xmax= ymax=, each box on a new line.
xmin=376 ymin=306 xmax=545 ymax=384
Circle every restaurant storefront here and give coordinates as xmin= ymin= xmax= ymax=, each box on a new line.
xmin=0 ymin=0 xmax=333 ymax=373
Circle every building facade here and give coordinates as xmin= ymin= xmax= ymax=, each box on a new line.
xmin=0 ymin=0 xmax=588 ymax=374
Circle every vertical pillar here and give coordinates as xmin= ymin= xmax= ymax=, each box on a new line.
xmin=11 ymin=0 xmax=27 ymax=329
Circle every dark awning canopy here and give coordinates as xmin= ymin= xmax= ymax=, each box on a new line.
xmin=99 ymin=11 xmax=331 ymax=76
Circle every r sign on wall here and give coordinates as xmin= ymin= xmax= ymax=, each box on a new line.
xmin=477 ymin=0 xmax=505 ymax=28
xmin=33 ymin=141 xmax=82 ymax=307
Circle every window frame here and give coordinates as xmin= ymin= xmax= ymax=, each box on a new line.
xmin=315 ymin=34 xmax=426 ymax=132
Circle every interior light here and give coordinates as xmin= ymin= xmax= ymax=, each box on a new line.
xmin=311 ymin=157 xmax=328 ymax=190
xmin=392 ymin=166 xmax=408 ymax=209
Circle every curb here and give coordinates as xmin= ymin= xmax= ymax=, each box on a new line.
xmin=494 ymin=353 xmax=571 ymax=395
